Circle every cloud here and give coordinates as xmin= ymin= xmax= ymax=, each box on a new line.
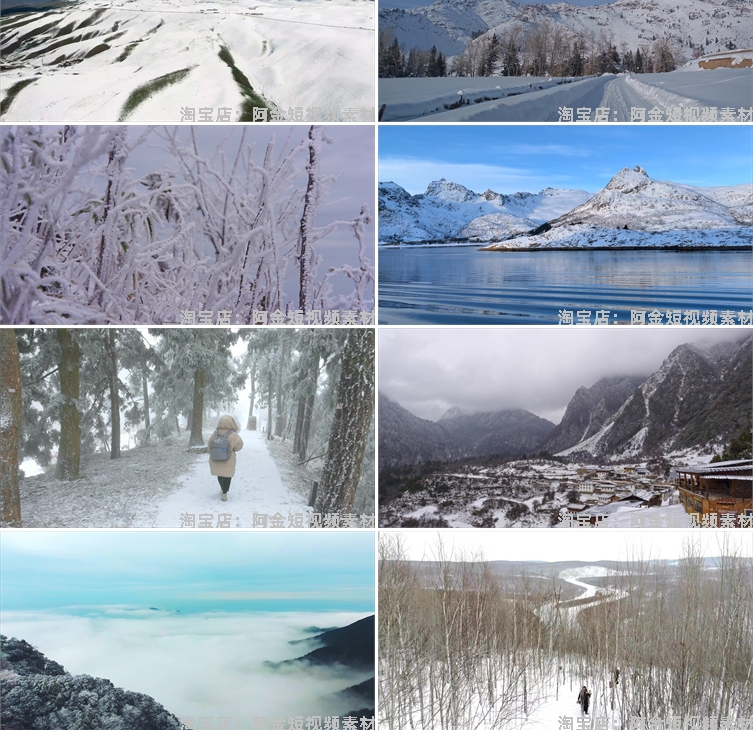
xmin=1 ymin=610 xmax=374 ymax=728
xmin=378 ymin=328 xmax=750 ymax=424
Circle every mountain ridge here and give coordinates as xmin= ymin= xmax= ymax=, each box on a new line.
xmin=380 ymin=170 xmax=752 ymax=246
xmin=380 ymin=0 xmax=752 ymax=58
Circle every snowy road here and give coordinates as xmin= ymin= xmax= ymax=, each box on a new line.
xmin=382 ymin=69 xmax=751 ymax=122
xmin=148 ymin=430 xmax=310 ymax=527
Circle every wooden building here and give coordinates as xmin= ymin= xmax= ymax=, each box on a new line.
xmin=676 ymin=459 xmax=753 ymax=518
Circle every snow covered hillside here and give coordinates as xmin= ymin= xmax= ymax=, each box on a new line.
xmin=0 ymin=0 xmax=374 ymax=121
xmin=557 ymin=335 xmax=753 ymax=461
xmin=378 ymin=178 xmax=591 ymax=243
xmin=380 ymin=0 xmax=751 ymax=59
xmin=380 ymin=168 xmax=752 ymax=247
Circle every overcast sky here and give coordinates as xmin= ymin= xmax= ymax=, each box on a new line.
xmin=379 ymin=126 xmax=753 ymax=194
xmin=386 ymin=530 xmax=753 ymax=563
xmin=378 ymin=328 xmax=751 ymax=424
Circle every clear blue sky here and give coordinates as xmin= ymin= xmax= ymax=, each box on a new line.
xmin=379 ymin=126 xmax=753 ymax=194
xmin=1 ymin=532 xmax=374 ymax=614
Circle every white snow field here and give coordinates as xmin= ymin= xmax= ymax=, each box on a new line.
xmin=0 ymin=0 xmax=374 ymax=122
xmin=379 ymin=68 xmax=753 ymax=122
xmin=148 ymin=430 xmax=311 ymax=528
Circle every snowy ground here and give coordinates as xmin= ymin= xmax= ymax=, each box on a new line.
xmin=147 ymin=430 xmax=311 ymax=528
xmin=0 ymin=0 xmax=374 ymax=122
xmin=17 ymin=436 xmax=203 ymax=528
xmin=16 ymin=430 xmax=311 ymax=527
xmin=379 ymin=68 xmax=753 ymax=122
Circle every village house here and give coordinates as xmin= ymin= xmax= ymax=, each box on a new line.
xmin=676 ymin=459 xmax=753 ymax=521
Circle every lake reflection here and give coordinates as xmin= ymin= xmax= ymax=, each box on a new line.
xmin=378 ymin=247 xmax=753 ymax=324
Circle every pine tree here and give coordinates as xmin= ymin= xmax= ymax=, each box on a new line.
xmin=428 ymin=46 xmax=438 ymax=77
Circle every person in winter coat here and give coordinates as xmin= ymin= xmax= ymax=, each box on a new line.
xmin=208 ymin=415 xmax=244 ymax=501
xmin=577 ymin=686 xmax=591 ymax=715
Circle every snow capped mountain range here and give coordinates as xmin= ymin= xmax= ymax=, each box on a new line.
xmin=379 ymin=168 xmax=753 ymax=247
xmin=379 ymin=178 xmax=591 ymax=242
xmin=380 ymin=0 xmax=752 ymax=58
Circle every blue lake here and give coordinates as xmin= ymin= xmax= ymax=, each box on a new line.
xmin=378 ymin=247 xmax=753 ymax=324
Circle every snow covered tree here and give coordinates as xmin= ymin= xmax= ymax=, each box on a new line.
xmin=150 ymin=329 xmax=241 ymax=446
xmin=0 ymin=328 xmax=22 ymax=526
xmin=1 ymin=126 xmax=374 ymax=324
xmin=315 ymin=328 xmax=375 ymax=514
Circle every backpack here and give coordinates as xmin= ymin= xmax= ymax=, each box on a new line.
xmin=210 ymin=429 xmax=235 ymax=461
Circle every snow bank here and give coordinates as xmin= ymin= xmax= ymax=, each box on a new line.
xmin=378 ymin=75 xmax=587 ymax=121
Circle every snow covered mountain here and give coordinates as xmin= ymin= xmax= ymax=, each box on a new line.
xmin=380 ymin=169 xmax=752 ymax=246
xmin=378 ymin=179 xmax=591 ymax=243
xmin=380 ymin=335 xmax=751 ymax=470
xmin=0 ymin=635 xmax=183 ymax=730
xmin=557 ymin=335 xmax=753 ymax=460
xmin=379 ymin=393 xmax=454 ymax=468
xmin=480 ymin=167 xmax=752 ymax=249
xmin=547 ymin=166 xmax=748 ymax=231
xmin=380 ymin=0 xmax=752 ymax=58
xmin=541 ymin=375 xmax=646 ymax=455
xmin=378 ymin=393 xmax=555 ymax=468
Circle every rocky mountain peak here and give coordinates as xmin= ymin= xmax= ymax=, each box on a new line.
xmin=425 ymin=178 xmax=477 ymax=203
xmin=605 ymin=166 xmax=652 ymax=193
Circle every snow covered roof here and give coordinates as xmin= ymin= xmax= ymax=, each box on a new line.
xmin=677 ymin=460 xmax=752 ymax=474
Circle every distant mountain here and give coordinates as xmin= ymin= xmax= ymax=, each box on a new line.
xmin=382 ymin=334 xmax=751 ymax=468
xmin=379 ymin=393 xmax=456 ymax=468
xmin=265 ymin=617 xmax=375 ymax=718
xmin=557 ymin=335 xmax=753 ymax=459
xmin=541 ymin=375 xmax=647 ymax=454
xmin=380 ymin=0 xmax=751 ymax=58
xmin=266 ymin=616 xmax=374 ymax=672
xmin=481 ymin=167 xmax=752 ymax=249
xmin=0 ymin=635 xmax=182 ymax=730
xmin=378 ymin=179 xmax=590 ymax=243
xmin=379 ymin=393 xmax=555 ymax=468
xmin=438 ymin=406 xmax=556 ymax=457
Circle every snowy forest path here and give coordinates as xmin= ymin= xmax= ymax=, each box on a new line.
xmin=147 ymin=430 xmax=310 ymax=527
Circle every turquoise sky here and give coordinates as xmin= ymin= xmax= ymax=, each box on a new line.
xmin=379 ymin=126 xmax=753 ymax=194
xmin=0 ymin=532 xmax=374 ymax=614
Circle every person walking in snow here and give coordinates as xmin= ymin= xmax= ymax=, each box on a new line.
xmin=577 ymin=686 xmax=591 ymax=715
xmin=208 ymin=415 xmax=243 ymax=501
